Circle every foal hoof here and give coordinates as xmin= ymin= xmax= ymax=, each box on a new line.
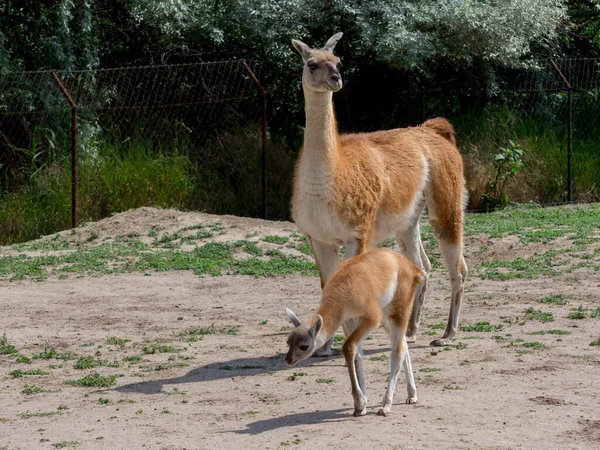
xmin=405 ymin=335 xmax=417 ymax=344
xmin=406 ymin=396 xmax=418 ymax=404
xmin=377 ymin=407 xmax=389 ymax=416
xmin=353 ymin=407 xmax=367 ymax=417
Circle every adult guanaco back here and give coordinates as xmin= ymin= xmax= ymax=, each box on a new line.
xmin=291 ymin=32 xmax=467 ymax=352
xmin=285 ymin=248 xmax=424 ymax=417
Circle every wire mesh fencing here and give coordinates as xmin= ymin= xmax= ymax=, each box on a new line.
xmin=509 ymin=58 xmax=600 ymax=204
xmin=0 ymin=60 xmax=268 ymax=233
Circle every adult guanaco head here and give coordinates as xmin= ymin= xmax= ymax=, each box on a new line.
xmin=292 ymin=32 xmax=343 ymax=93
xmin=284 ymin=307 xmax=323 ymax=366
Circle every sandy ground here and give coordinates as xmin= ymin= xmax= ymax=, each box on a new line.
xmin=1 ymin=208 xmax=600 ymax=450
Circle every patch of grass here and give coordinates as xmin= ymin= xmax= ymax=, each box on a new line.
xmin=98 ymin=398 xmax=110 ymax=404
xmin=528 ymin=329 xmax=570 ymax=335
xmin=22 ymin=385 xmax=51 ymax=395
xmin=57 ymin=404 xmax=69 ymax=410
xmin=524 ymin=308 xmax=554 ymax=323
xmin=9 ymin=369 xmax=50 ymax=378
xmin=142 ymin=344 xmax=180 ymax=354
xmin=259 ymin=320 xmax=268 ymax=325
xmin=32 ymin=347 xmax=77 ymax=361
xmin=460 ymin=321 xmax=499 ymax=332
xmin=0 ymin=335 xmax=18 ymax=355
xmin=19 ymin=411 xmax=63 ymax=419
xmin=106 ymin=336 xmax=131 ymax=348
xmin=540 ymin=294 xmax=566 ymax=305
xmin=316 ymin=378 xmax=335 ymax=384
xmin=420 ymin=367 xmax=441 ymax=372
xmin=64 ymin=372 xmax=117 ymax=388
xmin=74 ymin=356 xmax=120 ymax=369
xmin=475 ymin=251 xmax=564 ymax=281
xmin=428 ymin=322 xmax=446 ymax=330
xmin=369 ymin=354 xmax=389 ymax=361
xmin=522 ymin=341 xmax=548 ymax=350
xmin=15 ymin=354 xmax=32 ymax=363
xmin=52 ymin=441 xmax=80 ymax=448
xmin=443 ymin=385 xmax=461 ymax=390
xmin=242 ymin=241 xmax=263 ymax=256
xmin=454 ymin=342 xmax=469 ymax=350
xmin=178 ymin=325 xmax=238 ymax=339
xmin=262 ymin=235 xmax=289 ymax=245
xmin=590 ymin=339 xmax=600 ymax=346
xmin=288 ymin=372 xmax=308 ymax=381
xmin=123 ymin=355 xmax=142 ymax=362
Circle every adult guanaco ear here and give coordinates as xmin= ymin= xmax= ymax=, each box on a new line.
xmin=310 ymin=314 xmax=323 ymax=337
xmin=322 ymin=32 xmax=343 ymax=52
xmin=292 ymin=39 xmax=312 ymax=61
xmin=285 ymin=307 xmax=302 ymax=328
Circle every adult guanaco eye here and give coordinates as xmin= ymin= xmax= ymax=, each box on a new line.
xmin=307 ymin=62 xmax=318 ymax=71
xmin=298 ymin=344 xmax=309 ymax=351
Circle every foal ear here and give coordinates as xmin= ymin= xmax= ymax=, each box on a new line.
xmin=310 ymin=314 xmax=323 ymax=337
xmin=285 ymin=307 xmax=302 ymax=328
xmin=322 ymin=32 xmax=343 ymax=52
xmin=292 ymin=39 xmax=312 ymax=61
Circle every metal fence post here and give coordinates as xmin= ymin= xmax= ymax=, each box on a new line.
xmin=51 ymin=72 xmax=77 ymax=228
xmin=567 ymin=87 xmax=573 ymax=203
xmin=552 ymin=61 xmax=574 ymax=203
xmin=241 ymin=60 xmax=268 ymax=220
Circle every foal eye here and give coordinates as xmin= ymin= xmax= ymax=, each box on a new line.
xmin=298 ymin=344 xmax=309 ymax=351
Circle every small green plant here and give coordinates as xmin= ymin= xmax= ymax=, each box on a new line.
xmin=369 ymin=354 xmax=389 ymax=361
xmin=259 ymin=320 xmax=268 ymax=325
xmin=481 ymin=140 xmax=524 ymax=211
xmin=316 ymin=378 xmax=335 ymax=384
xmin=428 ymin=322 xmax=446 ymax=330
xmin=123 ymin=355 xmax=142 ymax=362
xmin=19 ymin=411 xmax=63 ymax=419
xmin=590 ymin=339 xmax=600 ymax=346
xmin=454 ymin=342 xmax=468 ymax=350
xmin=460 ymin=321 xmax=498 ymax=332
xmin=263 ymin=235 xmax=289 ymax=245
xmin=65 ymin=372 xmax=117 ymax=387
xmin=524 ymin=308 xmax=554 ymax=323
xmin=287 ymin=372 xmax=308 ymax=381
xmin=522 ymin=341 xmax=548 ymax=350
xmin=22 ymin=385 xmax=49 ymax=395
xmin=52 ymin=441 xmax=80 ymax=448
xmin=57 ymin=404 xmax=69 ymax=410
xmin=32 ymin=347 xmax=77 ymax=361
xmin=106 ymin=336 xmax=131 ymax=348
xmin=0 ymin=334 xmax=18 ymax=355
xmin=165 ymin=387 xmax=185 ymax=395
xmin=98 ymin=398 xmax=110 ymax=404
xmin=420 ymin=367 xmax=441 ymax=373
xmin=142 ymin=344 xmax=180 ymax=354
xmin=9 ymin=369 xmax=49 ymax=378
xmin=539 ymin=294 xmax=566 ymax=305
xmin=15 ymin=354 xmax=32 ymax=363
xmin=528 ymin=329 xmax=570 ymax=335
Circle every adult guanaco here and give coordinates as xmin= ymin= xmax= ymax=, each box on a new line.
xmin=285 ymin=248 xmax=423 ymax=416
xmin=291 ymin=32 xmax=467 ymax=351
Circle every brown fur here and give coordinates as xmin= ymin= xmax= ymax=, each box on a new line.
xmin=285 ymin=248 xmax=423 ymax=416
xmin=290 ymin=33 xmax=468 ymax=347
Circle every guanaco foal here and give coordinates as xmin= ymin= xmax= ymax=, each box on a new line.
xmin=285 ymin=248 xmax=423 ymax=417
xmin=291 ymin=32 xmax=468 ymax=351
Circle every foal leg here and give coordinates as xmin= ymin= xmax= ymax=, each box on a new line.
xmin=342 ymin=318 xmax=377 ymax=416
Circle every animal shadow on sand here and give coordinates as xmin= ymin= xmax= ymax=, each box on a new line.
xmin=112 ymin=345 xmax=422 ymax=395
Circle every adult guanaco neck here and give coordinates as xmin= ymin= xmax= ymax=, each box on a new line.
xmin=300 ymin=89 xmax=341 ymax=178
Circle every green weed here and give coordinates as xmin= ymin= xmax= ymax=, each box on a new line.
xmin=9 ymin=369 xmax=49 ymax=378
xmin=540 ymin=294 xmax=566 ymax=305
xmin=524 ymin=308 xmax=554 ymax=323
xmin=64 ymin=372 xmax=117 ymax=387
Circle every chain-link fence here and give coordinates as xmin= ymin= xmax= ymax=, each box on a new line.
xmin=0 ymin=60 xmax=267 ymax=231
xmin=510 ymin=58 xmax=600 ymax=204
